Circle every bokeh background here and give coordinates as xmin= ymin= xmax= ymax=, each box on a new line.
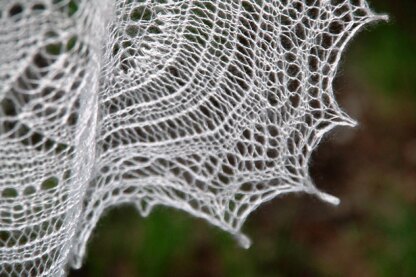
xmin=70 ymin=0 xmax=415 ymax=276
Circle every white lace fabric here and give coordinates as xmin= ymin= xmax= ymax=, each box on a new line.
xmin=0 ymin=0 xmax=386 ymax=275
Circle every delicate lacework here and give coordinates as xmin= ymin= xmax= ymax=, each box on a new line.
xmin=0 ymin=0 xmax=386 ymax=275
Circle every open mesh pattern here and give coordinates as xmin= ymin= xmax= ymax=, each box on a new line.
xmin=0 ymin=0 xmax=386 ymax=275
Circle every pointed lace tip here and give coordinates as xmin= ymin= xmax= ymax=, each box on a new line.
xmin=377 ymin=14 xmax=389 ymax=22
xmin=317 ymin=191 xmax=340 ymax=206
xmin=236 ymin=233 xmax=251 ymax=249
xmin=70 ymin=254 xmax=83 ymax=270
xmin=339 ymin=113 xmax=358 ymax=128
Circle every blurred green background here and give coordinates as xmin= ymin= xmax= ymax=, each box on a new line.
xmin=70 ymin=0 xmax=415 ymax=276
